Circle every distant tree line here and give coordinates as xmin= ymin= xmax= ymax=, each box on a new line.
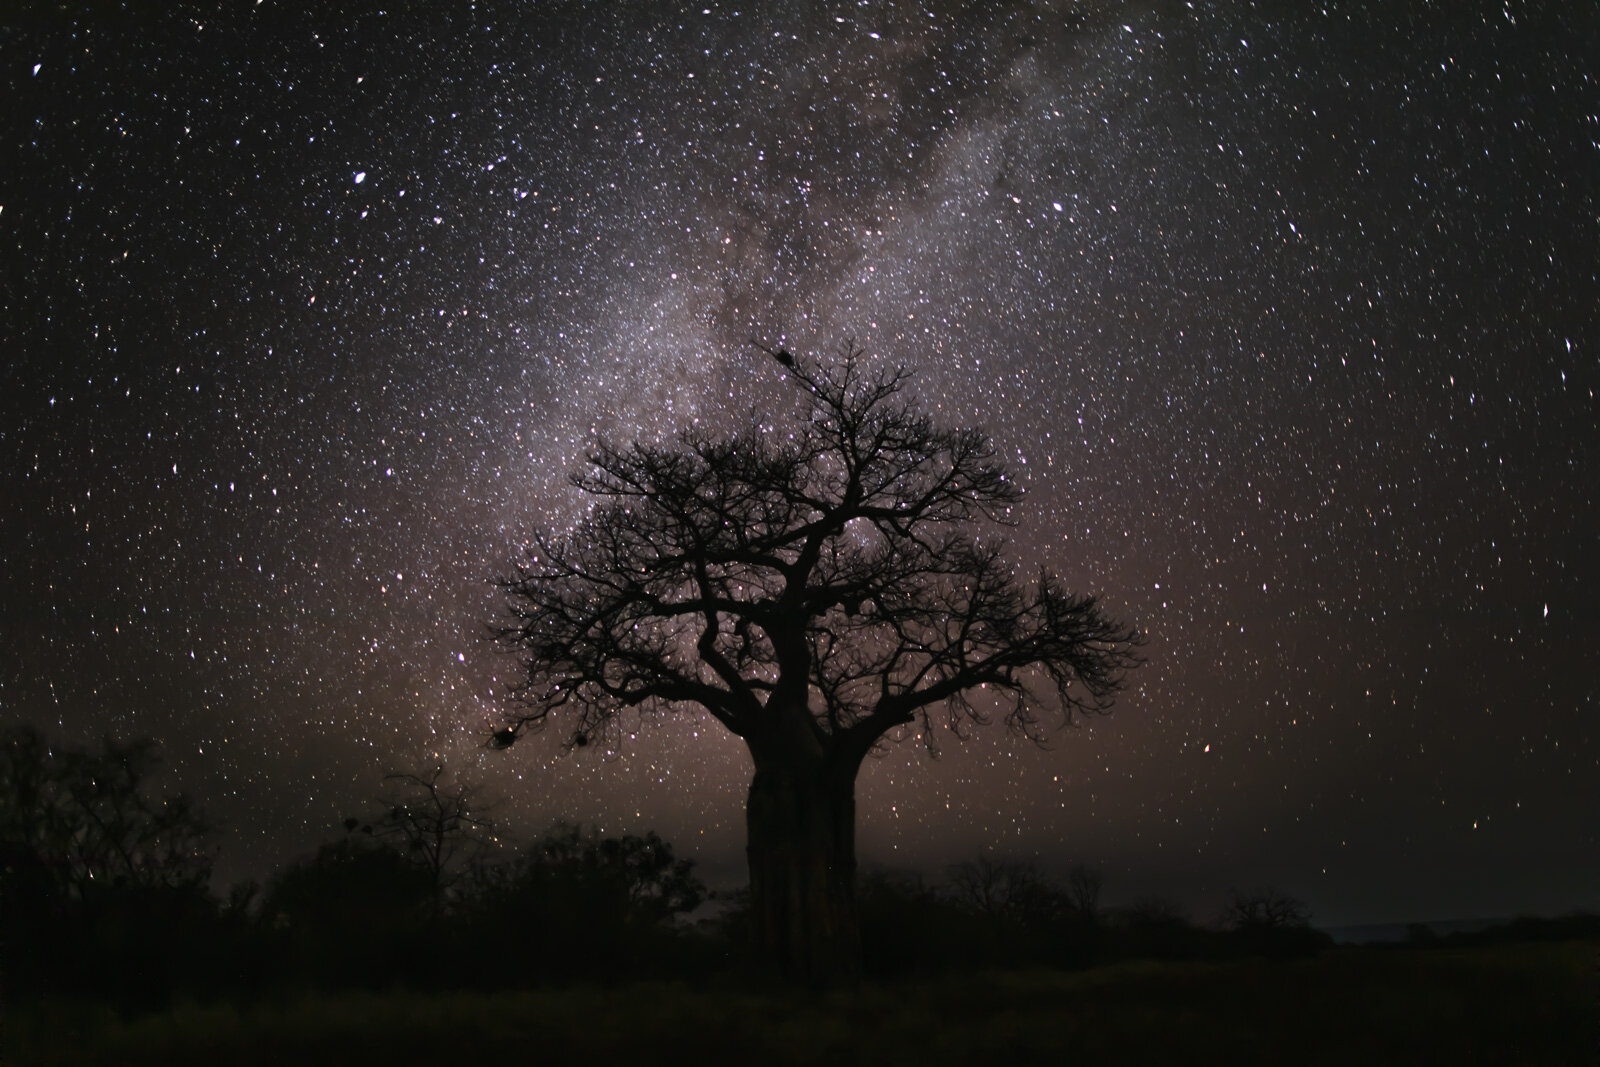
xmin=7 ymin=726 xmax=1593 ymax=1010
xmin=0 ymin=726 xmax=713 ymax=1007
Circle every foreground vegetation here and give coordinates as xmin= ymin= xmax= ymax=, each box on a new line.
xmin=5 ymin=725 xmax=1596 ymax=1063
xmin=9 ymin=939 xmax=1597 ymax=1067
xmin=0 ymin=723 xmax=1333 ymax=1010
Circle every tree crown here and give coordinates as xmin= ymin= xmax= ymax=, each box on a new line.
xmin=493 ymin=342 xmax=1139 ymax=764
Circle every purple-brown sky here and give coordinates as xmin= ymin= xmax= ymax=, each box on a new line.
xmin=3 ymin=1 xmax=1596 ymax=928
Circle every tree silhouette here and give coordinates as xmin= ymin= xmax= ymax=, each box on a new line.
xmin=260 ymin=835 xmax=436 ymax=987
xmin=947 ymin=855 xmax=1055 ymax=921
xmin=1223 ymin=888 xmax=1311 ymax=932
xmin=526 ymin=823 xmax=705 ymax=926
xmin=459 ymin=822 xmax=706 ymax=982
xmin=0 ymin=725 xmax=211 ymax=902
xmin=1066 ymin=863 xmax=1105 ymax=920
xmin=0 ymin=725 xmax=215 ymax=1002
xmin=492 ymin=342 xmax=1141 ymax=982
xmin=368 ymin=767 xmax=495 ymax=921
xmin=1223 ymin=888 xmax=1326 ymax=959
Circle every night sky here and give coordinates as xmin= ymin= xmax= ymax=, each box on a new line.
xmin=3 ymin=1 xmax=1596 ymax=929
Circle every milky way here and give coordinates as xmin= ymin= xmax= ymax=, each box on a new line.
xmin=3 ymin=1 xmax=1596 ymax=925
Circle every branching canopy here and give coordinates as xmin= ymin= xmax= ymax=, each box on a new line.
xmin=493 ymin=343 xmax=1140 ymax=765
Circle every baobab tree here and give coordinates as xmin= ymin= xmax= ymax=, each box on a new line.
xmin=491 ymin=341 xmax=1140 ymax=982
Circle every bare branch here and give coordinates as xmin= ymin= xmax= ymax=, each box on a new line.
xmin=492 ymin=340 xmax=1139 ymax=761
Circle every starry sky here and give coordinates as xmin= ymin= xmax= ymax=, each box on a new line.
xmin=3 ymin=0 xmax=1596 ymax=928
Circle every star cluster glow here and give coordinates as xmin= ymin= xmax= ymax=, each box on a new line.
xmin=2 ymin=1 xmax=1595 ymax=925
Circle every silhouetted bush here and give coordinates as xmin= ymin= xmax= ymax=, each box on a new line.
xmin=453 ymin=822 xmax=708 ymax=985
xmin=0 ymin=725 xmax=218 ymax=1007
xmin=5 ymin=719 xmax=1585 ymax=1023
xmin=858 ymin=869 xmax=963 ymax=975
xmin=1110 ymin=897 xmax=1224 ymax=961
xmin=259 ymin=835 xmax=438 ymax=989
xmin=1397 ymin=911 xmax=1600 ymax=950
xmin=852 ymin=859 xmax=1110 ymax=976
xmin=1222 ymin=888 xmax=1331 ymax=960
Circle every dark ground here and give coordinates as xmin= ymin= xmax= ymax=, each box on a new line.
xmin=8 ymin=939 xmax=1597 ymax=1067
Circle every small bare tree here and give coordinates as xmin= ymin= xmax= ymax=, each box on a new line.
xmin=1223 ymin=888 xmax=1323 ymax=959
xmin=946 ymin=856 xmax=1052 ymax=920
xmin=1223 ymin=888 xmax=1311 ymax=931
xmin=1066 ymin=863 xmax=1105 ymax=920
xmin=0 ymin=725 xmax=212 ymax=900
xmin=370 ymin=767 xmax=495 ymax=920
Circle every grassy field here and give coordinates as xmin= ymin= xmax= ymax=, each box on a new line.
xmin=8 ymin=940 xmax=1597 ymax=1066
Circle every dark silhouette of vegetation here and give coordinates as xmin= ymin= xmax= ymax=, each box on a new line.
xmin=1222 ymin=887 xmax=1329 ymax=959
xmin=491 ymin=341 xmax=1142 ymax=983
xmin=6 ymin=722 xmax=1592 ymax=1067
xmin=0 ymin=725 xmax=216 ymax=1007
xmin=259 ymin=833 xmax=438 ymax=987
xmin=712 ymin=857 xmax=1276 ymax=977
xmin=459 ymin=822 xmax=709 ymax=984
xmin=1066 ymin=862 xmax=1104 ymax=919
xmin=940 ymin=856 xmax=1085 ymax=966
xmin=856 ymin=859 xmax=1100 ymax=974
xmin=1400 ymin=911 xmax=1600 ymax=949
xmin=0 ymin=725 xmax=212 ymax=896
xmin=947 ymin=854 xmax=1051 ymax=918
xmin=0 ymin=727 xmax=712 ymax=1005
xmin=1224 ymin=887 xmax=1311 ymax=929
xmin=1117 ymin=896 xmax=1214 ymax=960
xmin=17 ymin=940 xmax=1595 ymax=1067
xmin=366 ymin=766 xmax=496 ymax=921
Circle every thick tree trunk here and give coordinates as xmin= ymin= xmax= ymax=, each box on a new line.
xmin=744 ymin=756 xmax=862 ymax=984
